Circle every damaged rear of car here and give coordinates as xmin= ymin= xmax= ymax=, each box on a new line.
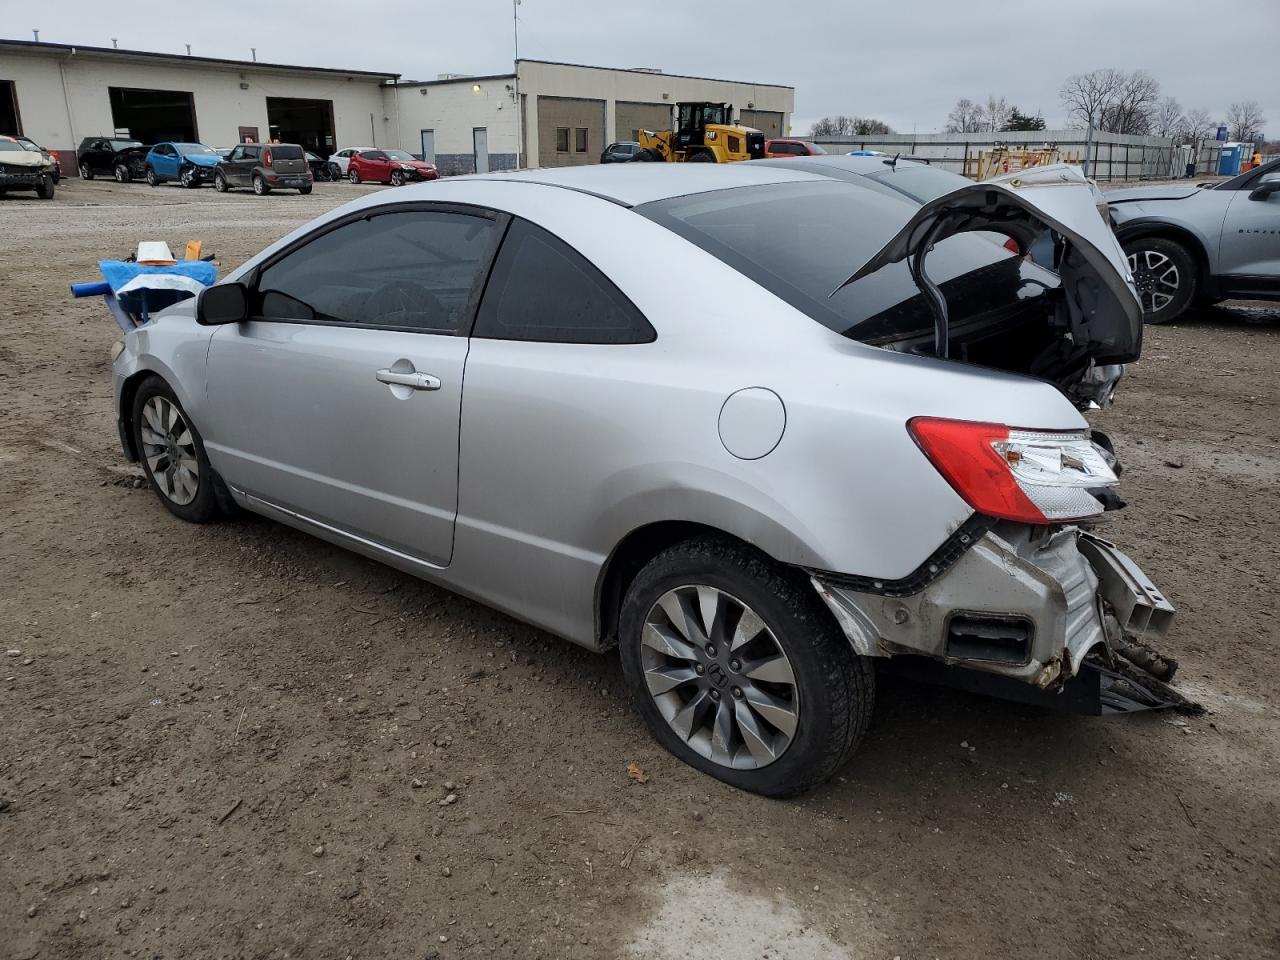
xmin=641 ymin=171 xmax=1192 ymax=717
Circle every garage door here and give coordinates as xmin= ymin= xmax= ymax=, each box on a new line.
xmin=108 ymin=87 xmax=197 ymax=144
xmin=740 ymin=110 xmax=784 ymax=139
xmin=615 ymin=102 xmax=671 ymax=143
xmin=537 ymin=96 xmax=605 ymax=168
xmin=266 ymin=97 xmax=336 ymax=156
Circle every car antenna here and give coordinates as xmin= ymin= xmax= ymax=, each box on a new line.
xmin=883 ymin=153 xmax=900 ymax=171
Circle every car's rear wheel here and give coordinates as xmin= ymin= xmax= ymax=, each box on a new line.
xmin=114 ymin=164 xmax=131 ymax=183
xmin=1123 ymin=236 xmax=1197 ymax=324
xmin=214 ymin=172 xmax=229 ymax=193
xmin=299 ymin=184 xmax=313 ymax=195
xmin=252 ymin=174 xmax=270 ymax=195
xmin=145 ymin=167 xmax=159 ymax=187
xmin=348 ymin=169 xmax=361 ymax=184
xmin=619 ymin=538 xmax=874 ymax=797
xmin=79 ymin=162 xmax=93 ymax=181
xmin=131 ymin=377 xmax=224 ymax=523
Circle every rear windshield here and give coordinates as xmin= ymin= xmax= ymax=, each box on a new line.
xmin=269 ymin=145 xmax=304 ymax=160
xmin=638 ymin=180 xmax=1058 ymax=344
xmin=864 ymin=165 xmax=971 ymax=203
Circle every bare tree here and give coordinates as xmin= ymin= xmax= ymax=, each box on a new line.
xmin=945 ymin=98 xmax=984 ymax=134
xmin=1098 ymin=70 xmax=1160 ymax=134
xmin=1060 ymin=68 xmax=1123 ymax=129
xmin=852 ymin=117 xmax=893 ymax=136
xmin=979 ymin=95 xmax=1012 ymax=132
xmin=1226 ymin=100 xmax=1266 ymax=141
xmin=1179 ymin=108 xmax=1217 ymax=146
xmin=1154 ymin=97 xmax=1185 ymax=139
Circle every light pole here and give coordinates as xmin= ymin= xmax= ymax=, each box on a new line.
xmin=513 ymin=0 xmax=522 ymax=169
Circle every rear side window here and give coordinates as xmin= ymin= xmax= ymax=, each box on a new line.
xmin=254 ymin=209 xmax=499 ymax=333
xmin=474 ymin=219 xmax=655 ymax=344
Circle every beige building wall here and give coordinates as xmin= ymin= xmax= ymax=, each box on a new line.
xmin=1 ymin=44 xmax=393 ymax=162
xmin=389 ymin=76 xmax=520 ymax=174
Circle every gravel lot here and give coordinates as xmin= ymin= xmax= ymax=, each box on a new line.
xmin=2 ymin=178 xmax=1278 ymax=960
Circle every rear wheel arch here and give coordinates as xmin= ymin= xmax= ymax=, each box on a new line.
xmin=596 ymin=520 xmax=819 ymax=650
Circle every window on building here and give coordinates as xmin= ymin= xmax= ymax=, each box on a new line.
xmin=555 ymin=127 xmax=570 ymax=152
xmin=254 ymin=210 xmax=499 ymax=333
xmin=575 ymin=128 xmax=588 ymax=153
xmin=473 ymin=218 xmax=655 ymax=345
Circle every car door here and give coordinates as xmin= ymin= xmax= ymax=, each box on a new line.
xmin=1217 ymin=172 xmax=1280 ymax=282
xmin=234 ymin=145 xmax=259 ymax=185
xmin=155 ymin=144 xmax=176 ymax=179
xmin=203 ymin=204 xmax=505 ymax=567
xmin=90 ymin=139 xmax=112 ymax=172
xmin=362 ymin=150 xmax=390 ymax=182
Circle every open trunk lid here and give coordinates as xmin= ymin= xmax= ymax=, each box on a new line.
xmin=837 ymin=171 xmax=1143 ymax=406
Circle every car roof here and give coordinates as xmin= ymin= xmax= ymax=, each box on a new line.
xmin=755 ymin=153 xmax=920 ymax=176
xmin=472 ymin=162 xmax=834 ymax=207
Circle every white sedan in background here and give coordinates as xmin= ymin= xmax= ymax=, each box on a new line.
xmin=328 ymin=147 xmax=374 ymax=176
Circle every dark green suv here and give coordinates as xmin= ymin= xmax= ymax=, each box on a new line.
xmin=213 ymin=143 xmax=313 ymax=195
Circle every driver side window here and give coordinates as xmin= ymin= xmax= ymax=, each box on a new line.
xmin=252 ymin=209 xmax=500 ymax=334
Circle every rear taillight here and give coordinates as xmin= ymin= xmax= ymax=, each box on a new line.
xmin=262 ymin=148 xmax=272 ymax=167
xmin=1002 ymin=237 xmax=1021 ymax=255
xmin=908 ymin=417 xmax=1117 ymax=524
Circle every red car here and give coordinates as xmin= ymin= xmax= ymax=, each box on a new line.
xmin=764 ymin=139 xmax=826 ymax=159
xmin=347 ymin=148 xmax=439 ymax=186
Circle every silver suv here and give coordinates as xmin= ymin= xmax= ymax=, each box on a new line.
xmin=1107 ymin=158 xmax=1280 ymax=323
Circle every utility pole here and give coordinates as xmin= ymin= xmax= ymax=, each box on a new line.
xmin=513 ymin=0 xmax=523 ymax=169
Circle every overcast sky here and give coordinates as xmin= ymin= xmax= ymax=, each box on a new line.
xmin=5 ymin=0 xmax=1275 ymax=137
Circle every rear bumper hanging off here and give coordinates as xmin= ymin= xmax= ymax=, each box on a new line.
xmin=811 ymin=522 xmax=1197 ymax=714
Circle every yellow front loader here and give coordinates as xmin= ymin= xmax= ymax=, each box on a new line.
xmin=636 ymin=102 xmax=766 ymax=163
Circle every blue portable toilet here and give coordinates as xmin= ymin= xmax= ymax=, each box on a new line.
xmin=1218 ymin=143 xmax=1244 ymax=176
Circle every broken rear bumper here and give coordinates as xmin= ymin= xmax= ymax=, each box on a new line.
xmin=812 ymin=523 xmax=1178 ymax=695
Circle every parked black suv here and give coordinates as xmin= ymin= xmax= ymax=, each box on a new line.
xmin=77 ymin=137 xmax=149 ymax=182
xmin=213 ymin=143 xmax=313 ymax=195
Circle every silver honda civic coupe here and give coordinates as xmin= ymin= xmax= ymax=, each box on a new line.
xmin=113 ymin=161 xmax=1186 ymax=796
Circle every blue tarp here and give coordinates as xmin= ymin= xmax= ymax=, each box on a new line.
xmin=97 ymin=259 xmax=219 ymax=315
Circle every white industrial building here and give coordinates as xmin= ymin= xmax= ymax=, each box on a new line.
xmin=0 ymin=38 xmax=793 ymax=175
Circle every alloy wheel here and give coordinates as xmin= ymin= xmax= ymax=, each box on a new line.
xmin=139 ymin=396 xmax=200 ymax=506
xmin=641 ymin=585 xmax=799 ymax=769
xmin=1127 ymin=249 xmax=1180 ymax=314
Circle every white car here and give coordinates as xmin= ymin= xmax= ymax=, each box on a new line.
xmin=111 ymin=163 xmax=1189 ymax=796
xmin=328 ymin=147 xmax=374 ymax=176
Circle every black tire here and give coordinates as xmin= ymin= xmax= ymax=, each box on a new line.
xmin=131 ymin=376 xmax=227 ymax=524
xmin=114 ymin=164 xmax=131 ymax=183
xmin=299 ymin=184 xmax=313 ymax=195
xmin=348 ymin=169 xmax=361 ymax=184
xmin=145 ymin=167 xmax=159 ymax=187
xmin=36 ymin=176 xmax=55 ymax=200
xmin=635 ymin=148 xmax=664 ymax=162
xmin=214 ymin=171 xmax=229 ymax=193
xmin=180 ymin=165 xmax=199 ymax=188
xmin=390 ymin=170 xmax=405 ymax=186
xmin=327 ymin=162 xmax=342 ymax=180
xmin=618 ymin=537 xmax=874 ymax=797
xmin=79 ymin=162 xmax=94 ymax=181
xmin=1122 ymin=236 xmax=1197 ymax=324
xmin=252 ymin=174 xmax=270 ymax=195
xmin=687 ymin=150 xmax=716 ymax=163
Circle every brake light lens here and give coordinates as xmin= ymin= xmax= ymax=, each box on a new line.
xmin=908 ymin=417 xmax=1117 ymax=524
xmin=262 ymin=148 xmax=272 ymax=167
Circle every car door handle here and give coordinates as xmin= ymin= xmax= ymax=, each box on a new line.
xmin=376 ymin=369 xmax=441 ymax=391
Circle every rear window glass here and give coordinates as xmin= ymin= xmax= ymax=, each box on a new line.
xmin=638 ymin=180 xmax=1058 ymax=344
xmin=865 ymin=165 xmax=973 ymax=203
xmin=269 ymin=145 xmax=304 ymax=160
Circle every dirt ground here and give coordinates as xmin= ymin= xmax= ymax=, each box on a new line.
xmin=1 ymin=178 xmax=1277 ymax=960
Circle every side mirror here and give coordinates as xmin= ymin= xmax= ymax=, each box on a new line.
xmin=1249 ymin=176 xmax=1280 ymax=201
xmin=197 ymin=282 xmax=249 ymax=326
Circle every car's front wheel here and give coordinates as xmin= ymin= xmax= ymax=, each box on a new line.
xmin=180 ymin=165 xmax=199 ymax=188
xmin=390 ymin=170 xmax=405 ymax=186
xmin=348 ymin=168 xmax=361 ymax=184
xmin=132 ymin=377 xmax=227 ymax=523
xmin=1123 ymin=236 xmax=1197 ymax=324
xmin=79 ymin=162 xmax=93 ymax=181
xmin=619 ymin=538 xmax=874 ymax=797
xmin=36 ymin=176 xmax=55 ymax=200
xmin=214 ymin=172 xmax=229 ymax=192
xmin=145 ymin=167 xmax=159 ymax=187
xmin=114 ymin=164 xmax=131 ymax=183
